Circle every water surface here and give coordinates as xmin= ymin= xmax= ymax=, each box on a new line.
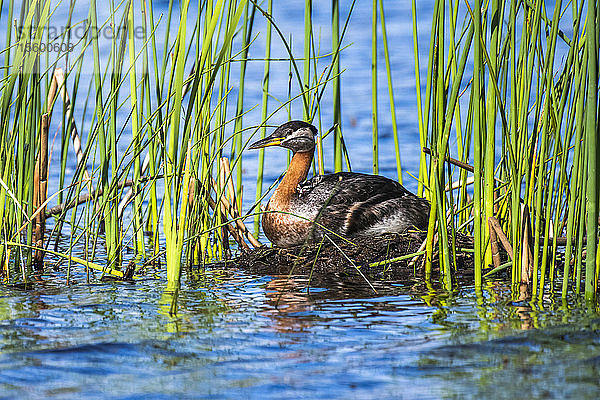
xmin=1 ymin=269 xmax=599 ymax=399
xmin=1 ymin=1 xmax=598 ymax=398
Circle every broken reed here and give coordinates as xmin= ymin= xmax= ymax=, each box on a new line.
xmin=415 ymin=0 xmax=599 ymax=299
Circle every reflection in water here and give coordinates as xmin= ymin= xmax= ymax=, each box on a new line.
xmin=263 ymin=277 xmax=314 ymax=334
xmin=259 ymin=274 xmax=440 ymax=334
xmin=0 ymin=0 xmax=595 ymax=395
xmin=515 ymin=283 xmax=533 ymax=330
xmin=257 ymin=273 xmax=543 ymax=339
xmin=0 ymin=269 xmax=599 ymax=399
xmin=424 ymin=318 xmax=600 ymax=399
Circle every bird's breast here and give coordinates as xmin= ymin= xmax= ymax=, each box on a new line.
xmin=262 ymin=203 xmax=313 ymax=248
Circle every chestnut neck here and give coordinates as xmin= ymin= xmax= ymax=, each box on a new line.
xmin=274 ymin=150 xmax=314 ymax=197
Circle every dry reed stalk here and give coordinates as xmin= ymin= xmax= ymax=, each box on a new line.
xmin=447 ymin=175 xmax=475 ymax=191
xmin=198 ymin=174 xmax=251 ymax=251
xmin=52 ymin=68 xmax=92 ymax=185
xmin=422 ymin=147 xmax=474 ymax=173
xmin=488 ymin=218 xmax=501 ymax=270
xmin=46 ymin=178 xmax=144 ymax=218
xmin=408 ymin=235 xmax=428 ymax=269
xmin=219 ymin=162 xmax=231 ymax=256
xmin=31 ymin=71 xmax=62 ymax=270
xmin=316 ymin=135 xmax=324 ymax=175
xmin=220 ymin=157 xmax=238 ymax=215
xmin=520 ymin=205 xmax=533 ymax=284
xmin=218 ymin=159 xmax=245 ymax=249
xmin=33 ymin=113 xmax=50 ymax=269
xmin=488 ymin=216 xmax=513 ymax=259
xmin=205 ymin=194 xmax=249 ymax=250
xmin=46 ymin=73 xmax=59 ymax=114
xmin=516 ymin=283 xmax=532 ymax=327
xmin=187 ymin=177 xmax=197 ymax=210
xmin=210 ymin=174 xmax=262 ymax=248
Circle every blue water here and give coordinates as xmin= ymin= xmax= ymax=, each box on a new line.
xmin=2 ymin=1 xmax=599 ymax=398
xmin=1 ymin=269 xmax=599 ymax=399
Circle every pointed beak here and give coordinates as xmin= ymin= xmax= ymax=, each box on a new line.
xmin=248 ymin=134 xmax=283 ymax=150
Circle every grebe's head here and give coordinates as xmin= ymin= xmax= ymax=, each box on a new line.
xmin=248 ymin=121 xmax=317 ymax=153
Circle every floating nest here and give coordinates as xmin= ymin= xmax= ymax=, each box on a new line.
xmin=234 ymin=231 xmax=475 ymax=285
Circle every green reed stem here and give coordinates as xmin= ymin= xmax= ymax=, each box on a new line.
xmin=164 ymin=0 xmax=192 ymax=289
xmin=332 ymin=0 xmax=342 ymax=172
xmin=471 ymin=0 xmax=483 ymax=287
xmin=142 ymin=0 xmax=160 ymax=259
xmin=303 ymin=0 xmax=312 ymax=121
xmin=536 ymin=0 xmax=563 ymax=298
xmin=127 ymin=0 xmax=145 ymax=258
xmin=411 ymin=0 xmax=425 ymax=194
xmin=233 ymin=2 xmax=254 ymax=201
xmin=483 ymin=0 xmax=500 ymax=270
xmin=563 ymin=85 xmax=586 ymax=296
xmin=584 ymin=0 xmax=598 ymax=300
xmin=89 ymin=0 xmax=120 ymax=270
xmin=379 ymin=0 xmax=401 ymax=183
xmin=255 ymin=0 xmax=273 ymax=233
xmin=371 ymin=0 xmax=378 ymax=175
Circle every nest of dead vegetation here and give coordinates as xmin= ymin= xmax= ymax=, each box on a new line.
xmin=234 ymin=231 xmax=474 ymax=284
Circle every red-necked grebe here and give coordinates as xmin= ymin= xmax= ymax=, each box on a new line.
xmin=249 ymin=121 xmax=430 ymax=248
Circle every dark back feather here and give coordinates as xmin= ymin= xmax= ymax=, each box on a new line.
xmin=293 ymin=172 xmax=429 ymax=238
